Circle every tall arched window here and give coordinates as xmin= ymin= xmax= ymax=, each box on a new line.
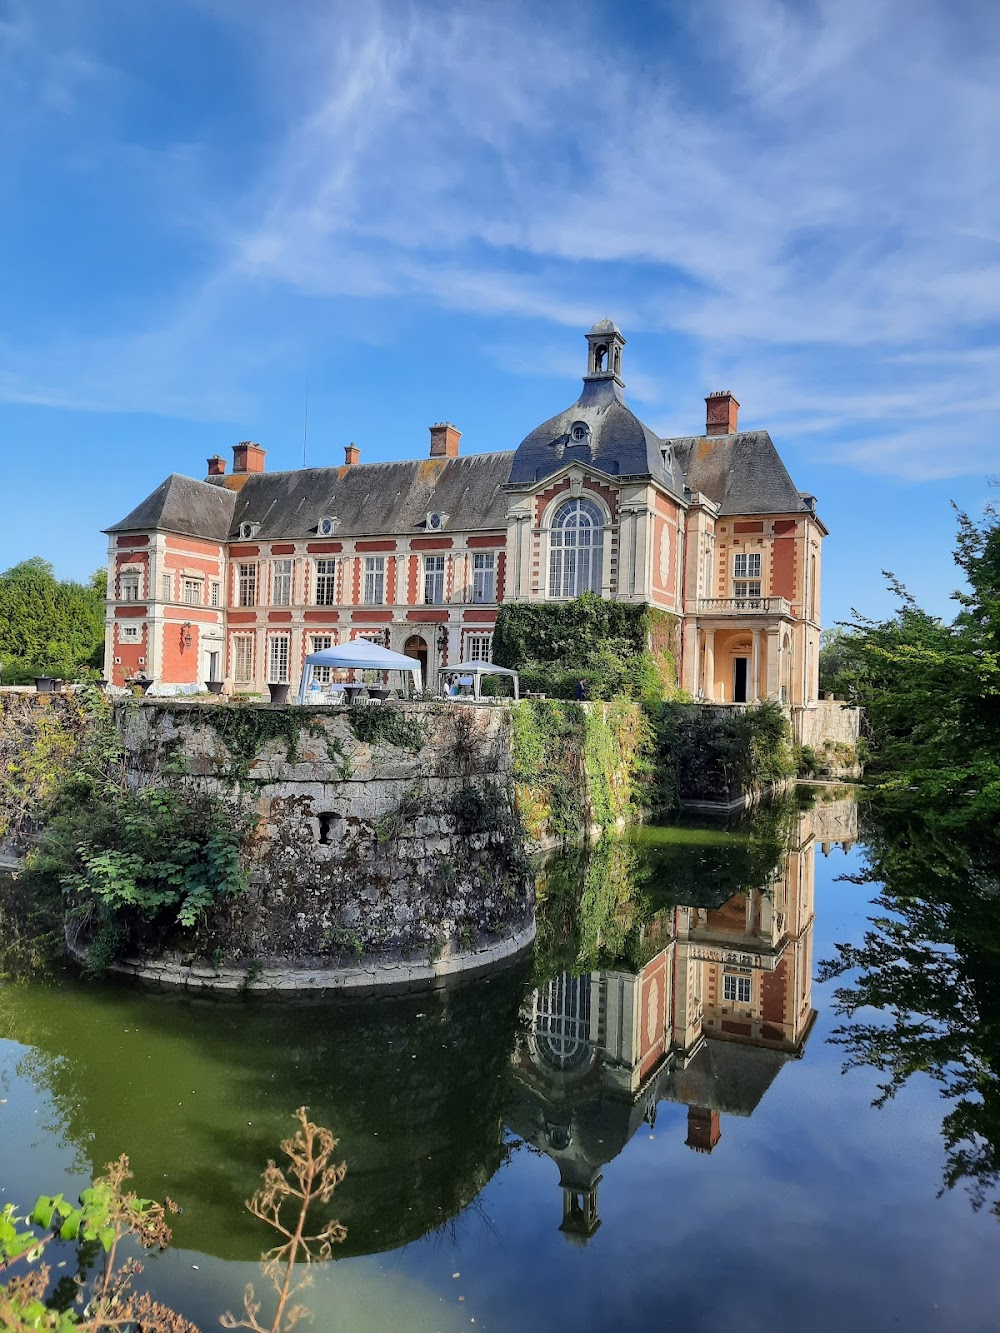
xmin=548 ymin=498 xmax=604 ymax=598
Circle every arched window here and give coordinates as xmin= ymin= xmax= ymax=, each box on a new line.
xmin=532 ymin=973 xmax=592 ymax=1071
xmin=548 ymin=498 xmax=604 ymax=598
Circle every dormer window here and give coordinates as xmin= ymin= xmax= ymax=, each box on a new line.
xmin=318 ymin=515 xmax=339 ymax=537
xmin=425 ymin=511 xmax=447 ymax=531
xmin=239 ymin=521 xmax=260 ymax=541
xmin=570 ymin=421 xmax=590 ymax=444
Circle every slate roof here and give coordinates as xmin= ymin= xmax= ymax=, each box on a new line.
xmin=661 ymin=1038 xmax=793 ymax=1117
xmin=207 ymin=452 xmax=513 ymax=539
xmin=506 ymin=376 xmax=686 ymax=493
xmin=669 ymin=431 xmax=810 ymax=516
xmin=105 ymin=474 xmax=237 ymax=540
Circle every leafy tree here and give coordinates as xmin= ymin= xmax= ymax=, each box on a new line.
xmin=0 ymin=558 xmax=106 ymax=683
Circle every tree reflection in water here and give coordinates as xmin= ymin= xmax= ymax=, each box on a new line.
xmin=820 ymin=795 xmax=1000 ymax=1215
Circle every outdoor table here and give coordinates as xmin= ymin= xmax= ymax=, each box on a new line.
xmin=342 ymin=684 xmax=366 ymax=704
xmin=367 ymin=688 xmax=392 ymax=702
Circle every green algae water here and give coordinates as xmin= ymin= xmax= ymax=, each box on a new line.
xmin=4 ymin=788 xmax=1000 ymax=1331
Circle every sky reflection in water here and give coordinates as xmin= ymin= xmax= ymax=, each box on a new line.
xmin=2 ymin=790 xmax=1000 ymax=1332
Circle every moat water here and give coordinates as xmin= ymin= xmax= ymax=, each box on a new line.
xmin=3 ymin=787 xmax=1000 ymax=1331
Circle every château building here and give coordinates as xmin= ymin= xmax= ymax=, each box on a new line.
xmin=104 ymin=321 xmax=826 ymax=705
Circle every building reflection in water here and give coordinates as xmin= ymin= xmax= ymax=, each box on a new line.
xmin=507 ymin=795 xmax=857 ymax=1242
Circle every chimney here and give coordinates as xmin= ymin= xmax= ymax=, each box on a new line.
xmin=232 ymin=441 xmax=266 ymax=474
xmin=207 ymin=454 xmax=226 ymax=476
xmin=429 ymin=422 xmax=461 ymax=459
xmin=685 ymin=1105 xmax=721 ymax=1154
xmin=705 ymin=390 xmax=739 ymax=436
xmin=344 ymin=442 xmax=360 ymax=466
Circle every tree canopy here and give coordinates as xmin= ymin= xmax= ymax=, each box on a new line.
xmin=0 ymin=558 xmax=106 ymax=683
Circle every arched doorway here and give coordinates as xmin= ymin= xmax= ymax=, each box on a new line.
xmin=404 ymin=634 xmax=428 ymax=688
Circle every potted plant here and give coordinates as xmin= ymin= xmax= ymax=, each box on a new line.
xmin=205 ymin=679 xmax=225 ymax=695
xmin=33 ymin=673 xmax=55 ymax=694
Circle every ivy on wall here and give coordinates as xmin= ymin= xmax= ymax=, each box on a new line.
xmin=492 ymin=593 xmax=679 ymax=701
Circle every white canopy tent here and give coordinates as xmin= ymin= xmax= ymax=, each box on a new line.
xmin=438 ymin=661 xmax=520 ymax=701
xmin=297 ymin=640 xmax=423 ymax=702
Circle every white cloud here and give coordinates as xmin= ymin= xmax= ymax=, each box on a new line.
xmin=1 ymin=0 xmax=999 ymax=481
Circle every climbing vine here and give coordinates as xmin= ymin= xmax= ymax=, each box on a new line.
xmin=346 ymin=704 xmax=428 ymax=753
xmin=186 ymin=703 xmax=329 ymax=785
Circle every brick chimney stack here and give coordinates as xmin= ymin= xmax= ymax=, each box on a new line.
xmin=429 ymin=422 xmax=461 ymax=458
xmin=344 ymin=443 xmax=360 ymax=465
xmin=685 ymin=1105 xmax=722 ymax=1153
xmin=705 ymin=391 xmax=739 ymax=436
xmin=207 ymin=455 xmax=226 ymax=476
xmin=232 ymin=441 xmax=266 ymax=474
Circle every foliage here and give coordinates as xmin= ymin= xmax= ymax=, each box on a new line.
xmin=0 ymin=1111 xmax=346 ymax=1332
xmin=346 ymin=704 xmax=428 ymax=753
xmin=510 ymin=699 xmax=655 ymax=843
xmin=818 ymin=626 xmax=859 ymax=699
xmin=0 ymin=559 xmax=106 ymax=683
xmin=0 ymin=1155 xmax=195 ymax=1331
xmin=0 ymin=692 xmax=100 ymax=844
xmin=816 ymin=505 xmax=1000 ymax=1215
xmin=223 ymin=1107 xmax=347 ymax=1333
xmin=189 ymin=704 xmax=329 ymax=785
xmin=16 ymin=689 xmax=253 ymax=973
xmin=830 ymin=506 xmax=1000 ymax=823
xmin=493 ymin=593 xmax=678 ymax=701
xmin=651 ymin=698 xmax=795 ymax=807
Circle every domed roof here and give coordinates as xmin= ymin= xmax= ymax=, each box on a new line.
xmin=588 ymin=318 xmax=621 ymax=336
xmin=506 ymin=374 xmax=684 ymax=492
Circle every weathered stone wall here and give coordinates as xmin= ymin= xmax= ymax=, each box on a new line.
xmin=794 ymin=700 xmax=863 ymax=778
xmin=115 ymin=700 xmax=534 ymax=980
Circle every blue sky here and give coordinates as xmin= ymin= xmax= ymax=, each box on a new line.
xmin=1 ymin=0 xmax=998 ymax=626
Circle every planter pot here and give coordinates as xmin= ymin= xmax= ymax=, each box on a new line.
xmin=268 ymin=682 xmax=290 ymax=704
xmin=33 ymin=676 xmax=54 ymax=694
xmin=205 ymin=680 xmax=224 ymax=695
xmin=128 ymin=678 xmax=153 ymax=696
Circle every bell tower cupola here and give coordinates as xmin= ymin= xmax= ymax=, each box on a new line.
xmin=584 ymin=318 xmax=626 ymax=387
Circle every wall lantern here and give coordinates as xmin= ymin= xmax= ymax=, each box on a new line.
xmin=180 ymin=622 xmax=193 ymax=649
xmin=437 ymin=625 xmax=449 ymax=652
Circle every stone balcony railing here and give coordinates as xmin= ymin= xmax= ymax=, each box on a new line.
xmin=696 ymin=597 xmax=792 ymax=617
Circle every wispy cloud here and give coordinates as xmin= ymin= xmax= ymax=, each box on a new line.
xmin=1 ymin=0 xmax=999 ymax=480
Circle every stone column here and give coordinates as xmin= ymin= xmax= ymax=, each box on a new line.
xmin=705 ymin=630 xmax=716 ymax=702
xmin=751 ymin=629 xmax=762 ymax=701
xmin=765 ymin=626 xmax=781 ymax=697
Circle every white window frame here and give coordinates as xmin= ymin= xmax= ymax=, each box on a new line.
xmin=119 ymin=624 xmax=140 ymax=643
xmin=732 ymin=551 xmax=762 ymax=600
xmin=272 ymin=559 xmax=293 ymax=607
xmin=548 ymin=498 xmax=604 ymax=599
xmin=237 ymin=563 xmax=257 ymax=607
xmin=267 ymin=633 xmax=290 ymax=684
xmin=310 ymin=634 xmax=336 ymax=684
xmin=423 ymin=555 xmax=445 ymax=605
xmin=363 ymin=556 xmax=385 ymax=605
xmin=120 ymin=572 xmax=141 ymax=602
xmin=723 ymin=974 xmax=753 ymax=1004
xmin=314 ymin=558 xmax=337 ymax=606
xmin=162 ymin=573 xmax=172 ymax=602
xmin=472 ymin=551 xmax=496 ymax=603
xmin=183 ymin=578 xmax=203 ymax=606
xmin=210 ymin=581 xmax=221 ymax=608
xmin=232 ymin=636 xmax=254 ymax=685
xmin=465 ymin=633 xmax=493 ymax=663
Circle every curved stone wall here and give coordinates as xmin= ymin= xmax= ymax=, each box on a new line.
xmin=116 ymin=700 xmax=535 ymax=988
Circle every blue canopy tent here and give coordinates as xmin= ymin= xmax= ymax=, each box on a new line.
xmin=297 ymin=640 xmax=423 ymax=702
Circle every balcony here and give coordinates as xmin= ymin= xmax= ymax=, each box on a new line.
xmin=696 ymin=597 xmax=792 ymax=617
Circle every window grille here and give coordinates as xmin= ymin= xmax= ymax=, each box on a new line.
xmin=310 ymin=635 xmax=335 ymax=684
xmin=210 ymin=581 xmax=220 ymax=608
xmin=363 ymin=557 xmax=385 ymax=605
xmin=423 ymin=555 xmax=445 ymax=605
xmin=232 ymin=637 xmax=253 ymax=684
xmin=313 ymin=559 xmax=337 ymax=606
xmin=183 ymin=578 xmax=202 ymax=606
xmin=162 ymin=574 xmax=171 ymax=601
xmin=548 ymin=499 xmax=603 ymax=598
xmin=237 ymin=564 xmax=257 ymax=607
xmin=472 ymin=551 xmax=495 ymax=603
xmin=723 ymin=974 xmax=753 ymax=1004
xmin=273 ymin=559 xmax=293 ymax=606
xmin=120 ymin=574 xmax=140 ymax=602
xmin=465 ymin=633 xmax=493 ymax=663
xmin=267 ymin=634 xmax=290 ymax=683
